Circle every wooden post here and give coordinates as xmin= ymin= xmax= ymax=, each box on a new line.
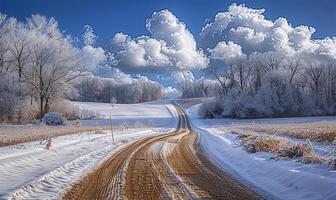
xmin=110 ymin=116 xmax=115 ymax=145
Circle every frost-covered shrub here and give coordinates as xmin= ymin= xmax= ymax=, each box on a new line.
xmin=50 ymin=99 xmax=75 ymax=120
xmin=198 ymin=99 xmax=224 ymax=118
xmin=43 ymin=112 xmax=65 ymax=125
xmin=19 ymin=99 xmax=39 ymax=123
xmin=73 ymin=107 xmax=99 ymax=120
xmin=220 ymin=90 xmax=273 ymax=118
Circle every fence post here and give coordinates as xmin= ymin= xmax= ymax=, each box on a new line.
xmin=109 ymin=115 xmax=115 ymax=145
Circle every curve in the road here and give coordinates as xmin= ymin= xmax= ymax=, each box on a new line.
xmin=63 ymin=104 xmax=262 ymax=200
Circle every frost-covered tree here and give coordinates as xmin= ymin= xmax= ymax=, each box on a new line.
xmin=22 ymin=15 xmax=86 ymax=117
xmin=72 ymin=73 xmax=164 ymax=104
xmin=0 ymin=13 xmax=87 ymax=122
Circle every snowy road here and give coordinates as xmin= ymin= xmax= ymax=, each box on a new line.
xmin=63 ymin=104 xmax=260 ymax=200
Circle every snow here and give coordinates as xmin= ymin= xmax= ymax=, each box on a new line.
xmin=179 ymin=101 xmax=336 ymax=200
xmin=0 ymin=100 xmax=178 ymax=199
xmin=2 ymin=99 xmax=335 ymax=199
xmin=73 ymin=101 xmax=177 ymax=128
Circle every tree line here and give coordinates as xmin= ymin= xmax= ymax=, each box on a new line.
xmin=186 ymin=53 xmax=336 ymax=118
xmin=71 ymin=75 xmax=163 ymax=104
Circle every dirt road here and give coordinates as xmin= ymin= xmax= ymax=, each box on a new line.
xmin=63 ymin=105 xmax=262 ymax=200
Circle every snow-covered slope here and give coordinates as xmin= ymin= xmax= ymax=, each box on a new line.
xmin=73 ymin=101 xmax=177 ymax=128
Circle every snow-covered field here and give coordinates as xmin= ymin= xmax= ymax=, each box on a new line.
xmin=180 ymin=101 xmax=336 ymax=200
xmin=0 ymin=101 xmax=178 ymax=199
xmin=73 ymin=101 xmax=177 ymax=128
xmin=1 ymin=99 xmax=335 ymax=200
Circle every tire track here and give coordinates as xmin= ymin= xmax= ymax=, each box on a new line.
xmin=63 ymin=104 xmax=262 ymax=200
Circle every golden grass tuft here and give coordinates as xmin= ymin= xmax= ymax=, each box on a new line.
xmin=239 ymin=132 xmax=291 ymax=153
xmin=238 ymin=132 xmax=326 ymax=164
xmin=241 ymin=122 xmax=336 ymax=143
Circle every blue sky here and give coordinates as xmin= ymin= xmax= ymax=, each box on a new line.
xmin=1 ymin=0 xmax=336 ymax=45
xmin=2 ymin=0 xmax=336 ymax=88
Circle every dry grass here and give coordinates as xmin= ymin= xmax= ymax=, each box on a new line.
xmin=237 ymin=131 xmax=327 ymax=164
xmin=240 ymin=122 xmax=336 ymax=143
xmin=0 ymin=125 xmax=110 ymax=147
xmin=239 ymin=133 xmax=290 ymax=153
xmin=0 ymin=121 xmax=151 ymax=147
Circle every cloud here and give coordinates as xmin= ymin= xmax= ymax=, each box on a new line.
xmin=201 ymin=3 xmax=336 ymax=64
xmin=108 ymin=10 xmax=209 ymax=72
xmin=169 ymin=70 xmax=195 ymax=84
xmin=110 ymin=33 xmax=170 ymax=70
xmin=83 ymin=68 xmax=163 ymax=91
xmin=99 ymin=67 xmax=163 ymax=88
xmin=81 ymin=25 xmax=107 ymax=71
xmin=109 ymin=67 xmax=135 ymax=85
xmin=200 ymin=3 xmax=273 ymax=52
xmin=81 ymin=45 xmax=107 ymax=71
xmin=163 ymin=86 xmax=181 ymax=98
xmin=208 ymin=41 xmax=246 ymax=63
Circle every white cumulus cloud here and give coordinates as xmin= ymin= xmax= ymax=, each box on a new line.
xmin=109 ymin=67 xmax=135 ymax=85
xmin=81 ymin=45 xmax=107 ymax=71
xmin=108 ymin=10 xmax=209 ymax=72
xmin=208 ymin=41 xmax=246 ymax=63
xmin=81 ymin=25 xmax=107 ymax=71
xmin=201 ymin=3 xmax=336 ymax=64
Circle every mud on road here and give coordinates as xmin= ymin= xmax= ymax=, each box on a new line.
xmin=63 ymin=105 xmax=262 ymax=200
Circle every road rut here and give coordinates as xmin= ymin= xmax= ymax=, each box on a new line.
xmin=63 ymin=104 xmax=262 ymax=200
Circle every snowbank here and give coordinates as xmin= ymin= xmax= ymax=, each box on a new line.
xmin=180 ymin=102 xmax=336 ymax=200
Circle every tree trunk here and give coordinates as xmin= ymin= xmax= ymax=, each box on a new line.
xmin=40 ymin=96 xmax=44 ymax=119
xmin=44 ymin=97 xmax=51 ymax=114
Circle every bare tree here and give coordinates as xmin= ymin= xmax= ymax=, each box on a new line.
xmin=21 ymin=15 xmax=87 ymax=118
xmin=228 ymin=58 xmax=252 ymax=92
xmin=285 ymin=58 xmax=302 ymax=86
xmin=207 ymin=68 xmax=228 ymax=96
xmin=324 ymin=61 xmax=336 ymax=106
xmin=302 ymin=64 xmax=323 ymax=95
xmin=7 ymin=23 xmax=31 ymax=83
xmin=199 ymin=79 xmax=210 ymax=97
